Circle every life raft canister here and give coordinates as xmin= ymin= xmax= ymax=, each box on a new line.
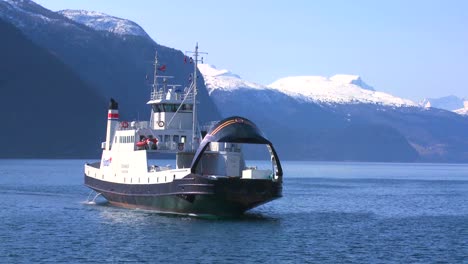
xmin=121 ymin=121 xmax=129 ymax=129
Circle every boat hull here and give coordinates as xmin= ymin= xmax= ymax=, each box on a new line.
xmin=84 ymin=174 xmax=282 ymax=217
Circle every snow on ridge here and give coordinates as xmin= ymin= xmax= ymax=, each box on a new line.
xmin=454 ymin=108 xmax=468 ymax=115
xmin=198 ymin=64 xmax=415 ymax=107
xmin=330 ymin=74 xmax=375 ymax=91
xmin=1 ymin=0 xmax=55 ymax=23
xmin=268 ymin=76 xmax=416 ymax=107
xmin=198 ymin=64 xmax=266 ymax=94
xmin=58 ymin=9 xmax=148 ymax=37
xmin=454 ymin=101 xmax=468 ymax=115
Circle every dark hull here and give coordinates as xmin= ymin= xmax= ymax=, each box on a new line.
xmin=85 ymin=174 xmax=282 ymax=217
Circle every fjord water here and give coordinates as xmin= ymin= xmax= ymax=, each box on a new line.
xmin=1 ymin=160 xmax=467 ymax=263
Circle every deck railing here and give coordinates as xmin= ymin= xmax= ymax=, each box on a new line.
xmin=150 ymin=90 xmax=194 ymax=101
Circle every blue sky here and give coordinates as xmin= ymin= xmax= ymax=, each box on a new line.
xmin=35 ymin=0 xmax=468 ymax=101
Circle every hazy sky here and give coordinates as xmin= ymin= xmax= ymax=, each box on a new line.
xmin=34 ymin=0 xmax=468 ymax=101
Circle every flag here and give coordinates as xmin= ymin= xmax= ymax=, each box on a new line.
xmin=158 ymin=65 xmax=167 ymax=71
xmin=189 ymin=57 xmax=193 ymax=64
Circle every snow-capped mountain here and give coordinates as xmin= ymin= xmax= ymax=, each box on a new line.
xmin=199 ymin=64 xmax=415 ymax=107
xmin=198 ymin=64 xmax=266 ymax=94
xmin=420 ymin=95 xmax=466 ymax=111
xmin=0 ymin=0 xmax=67 ymax=28
xmin=454 ymin=101 xmax=468 ymax=115
xmin=58 ymin=9 xmax=148 ymax=37
xmin=2 ymin=0 xmax=468 ymax=162
xmin=0 ymin=1 xmax=149 ymax=38
xmin=268 ymin=76 xmax=415 ymax=106
xmin=200 ymin=63 xmax=468 ymax=162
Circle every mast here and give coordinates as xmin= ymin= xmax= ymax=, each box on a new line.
xmin=192 ymin=43 xmax=198 ymax=151
xmin=153 ymin=51 xmax=158 ymax=93
xmin=185 ymin=43 xmax=207 ymax=151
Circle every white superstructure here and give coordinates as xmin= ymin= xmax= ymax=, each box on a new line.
xmin=85 ymin=49 xmax=200 ymax=186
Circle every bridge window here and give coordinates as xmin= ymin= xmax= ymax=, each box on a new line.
xmin=152 ymin=104 xmax=164 ymax=112
xmin=181 ymin=104 xmax=193 ymax=111
xmin=152 ymin=104 xmax=180 ymax=112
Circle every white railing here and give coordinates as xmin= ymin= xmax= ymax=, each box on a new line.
xmin=150 ymin=90 xmax=194 ymax=101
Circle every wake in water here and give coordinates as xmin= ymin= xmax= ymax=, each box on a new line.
xmin=83 ymin=190 xmax=103 ymax=205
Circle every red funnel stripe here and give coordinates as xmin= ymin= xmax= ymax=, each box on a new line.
xmin=108 ymin=113 xmax=119 ymax=119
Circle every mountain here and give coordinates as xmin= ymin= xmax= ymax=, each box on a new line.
xmin=0 ymin=17 xmax=106 ymax=158
xmin=199 ymin=64 xmax=468 ymax=162
xmin=58 ymin=9 xmax=148 ymax=37
xmin=0 ymin=0 xmax=221 ymax=158
xmin=2 ymin=0 xmax=467 ymax=161
xmin=199 ymin=64 xmax=412 ymax=106
xmin=454 ymin=101 xmax=468 ymax=116
xmin=420 ymin=95 xmax=466 ymax=111
xmin=268 ymin=75 xmax=414 ymax=106
xmin=0 ymin=0 xmax=220 ymax=120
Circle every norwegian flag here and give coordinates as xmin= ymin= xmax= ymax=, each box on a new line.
xmin=158 ymin=65 xmax=167 ymax=71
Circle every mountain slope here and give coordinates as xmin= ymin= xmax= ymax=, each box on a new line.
xmin=268 ymin=76 xmax=415 ymax=106
xmin=58 ymin=9 xmax=148 ymax=37
xmin=0 ymin=0 xmax=221 ymax=123
xmin=0 ymin=18 xmax=107 ymax=158
xmin=201 ymin=64 xmax=468 ymax=162
xmin=420 ymin=95 xmax=466 ymax=111
xmin=454 ymin=101 xmax=468 ymax=116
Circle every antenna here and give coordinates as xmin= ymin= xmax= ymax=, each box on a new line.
xmin=185 ymin=43 xmax=208 ymax=151
xmin=152 ymin=51 xmax=158 ymax=93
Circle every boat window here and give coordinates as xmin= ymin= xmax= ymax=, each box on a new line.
xmin=183 ymin=104 xmax=193 ymax=111
xmin=152 ymin=104 xmax=164 ymax=112
xmin=114 ymin=136 xmax=117 ymax=143
xmin=158 ymin=135 xmax=163 ymax=142
xmin=181 ymin=136 xmax=186 ymax=143
xmin=163 ymin=104 xmax=178 ymax=112
xmin=164 ymin=135 xmax=171 ymax=142
xmin=173 ymin=135 xmax=180 ymax=143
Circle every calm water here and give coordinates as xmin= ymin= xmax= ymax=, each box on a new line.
xmin=0 ymin=159 xmax=467 ymax=263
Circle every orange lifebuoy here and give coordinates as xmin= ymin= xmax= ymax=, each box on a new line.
xmin=121 ymin=121 xmax=129 ymax=129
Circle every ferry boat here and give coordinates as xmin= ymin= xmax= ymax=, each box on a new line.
xmin=84 ymin=44 xmax=283 ymax=217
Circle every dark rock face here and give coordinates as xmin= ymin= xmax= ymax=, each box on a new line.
xmin=0 ymin=0 xmax=220 ymax=158
xmin=0 ymin=1 xmax=220 ymax=123
xmin=0 ymin=18 xmax=106 ymax=158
